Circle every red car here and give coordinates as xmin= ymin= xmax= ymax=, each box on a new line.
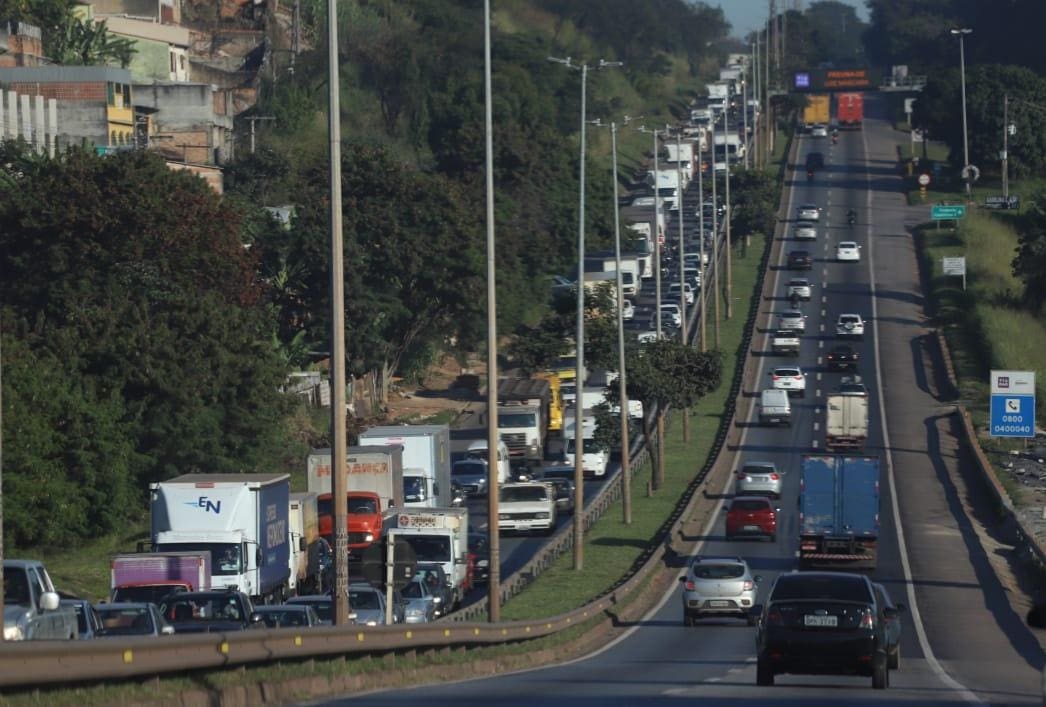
xmin=726 ymin=496 xmax=779 ymax=542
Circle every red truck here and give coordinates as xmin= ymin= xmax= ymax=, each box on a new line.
xmin=307 ymin=445 xmax=405 ymax=556
xmin=110 ymin=552 xmax=210 ymax=605
xmin=836 ymin=92 xmax=863 ymax=129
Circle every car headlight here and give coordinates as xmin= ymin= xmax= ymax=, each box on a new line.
xmin=4 ymin=624 xmax=24 ymax=641
xmin=536 ymin=512 xmax=550 ymax=519
xmin=499 ymin=514 xmax=510 ymax=520
xmin=365 ymin=620 xmax=378 ymax=627
xmin=406 ymin=607 xmax=424 ymax=617
xmin=364 ymin=533 xmax=374 ymax=542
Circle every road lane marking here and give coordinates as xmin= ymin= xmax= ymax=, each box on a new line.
xmin=816 ymin=389 xmax=822 ymax=398
xmin=821 ymin=308 xmax=826 ymax=317
xmin=819 ymin=340 xmax=824 ymax=349
xmin=817 ymin=372 xmax=823 ymax=381
xmin=819 ymin=323 xmax=825 ymax=332
xmin=812 ymin=440 xmax=819 ymax=448
xmin=817 ymin=356 xmax=823 ymax=365
xmin=813 ymin=422 xmax=820 ymax=431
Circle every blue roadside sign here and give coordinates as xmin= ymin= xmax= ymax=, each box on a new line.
xmin=990 ymin=370 xmax=1036 ymax=438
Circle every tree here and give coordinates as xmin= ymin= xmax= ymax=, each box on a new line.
xmin=626 ymin=341 xmax=722 ymax=489
xmin=50 ymin=16 xmax=137 ymax=67
xmin=1013 ymin=189 xmax=1046 ymax=310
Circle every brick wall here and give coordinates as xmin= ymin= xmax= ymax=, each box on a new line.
xmin=5 ymin=81 xmax=107 ymax=101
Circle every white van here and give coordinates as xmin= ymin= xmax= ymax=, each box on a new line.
xmin=464 ymin=439 xmax=511 ymax=485
xmin=758 ymin=389 xmax=791 ymax=426
xmin=562 ymin=417 xmax=609 ymax=477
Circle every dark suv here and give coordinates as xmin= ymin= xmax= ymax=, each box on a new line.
xmin=787 ymin=250 xmax=813 ymax=270
xmin=805 ymin=152 xmax=825 ymax=171
xmin=160 ymin=589 xmax=260 ymax=633
xmin=754 ymin=572 xmax=901 ymax=689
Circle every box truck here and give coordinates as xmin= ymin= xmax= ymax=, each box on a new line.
xmin=110 ymin=551 xmax=211 ymax=604
xmin=389 ymin=507 xmax=471 ymax=608
xmin=836 ymin=92 xmax=864 ymax=129
xmin=358 ymin=425 xmax=451 ymax=509
xmin=288 ymin=492 xmax=327 ymax=595
xmin=150 ymin=473 xmax=291 ymax=603
xmin=799 ymin=455 xmax=880 ymax=569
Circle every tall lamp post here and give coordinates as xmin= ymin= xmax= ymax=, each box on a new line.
xmin=672 ymin=128 xmax=691 ymax=442
xmin=548 ymin=56 xmax=621 ymax=571
xmin=950 ymin=27 xmax=973 ymax=198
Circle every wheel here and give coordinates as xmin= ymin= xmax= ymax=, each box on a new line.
xmin=756 ymin=656 xmax=775 ymax=686
xmin=769 ymin=533 xmax=777 ymax=543
xmin=888 ymin=644 xmax=900 ymax=670
xmin=746 ymin=612 xmax=757 ymax=627
xmin=872 ymin=650 xmax=889 ymax=689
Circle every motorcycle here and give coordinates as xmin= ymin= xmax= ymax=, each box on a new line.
xmin=832 ymin=134 xmax=838 ymax=145
xmin=807 ymin=170 xmax=814 ymax=183
xmin=847 ymin=211 xmax=857 ymax=226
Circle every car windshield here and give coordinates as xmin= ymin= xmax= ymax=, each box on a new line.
xmin=349 ymin=589 xmax=381 ymax=610
xmin=293 ymin=599 xmax=332 ymax=622
xmin=3 ymin=570 xmax=30 ymax=606
xmin=499 ymin=413 xmax=537 ymax=428
xmin=692 ymin=563 xmax=745 ymax=580
xmin=401 ymin=536 xmax=451 ymax=562
xmin=400 ymin=581 xmax=425 ymax=599
xmin=162 ymin=596 xmax=245 ymax=623
xmin=257 ymin=609 xmax=310 ymax=627
xmin=348 ymin=497 xmax=377 ymax=514
xmin=771 ymin=575 xmax=872 ymax=603
xmin=453 ymin=461 xmax=485 ymax=477
xmin=112 ymin=585 xmax=183 ymax=605
xmin=97 ymin=607 xmax=154 ymax=635
xmin=732 ymin=499 xmax=770 ymax=511
xmin=500 ymin=486 xmax=548 ymax=503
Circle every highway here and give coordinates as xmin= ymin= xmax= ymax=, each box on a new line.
xmin=321 ymin=95 xmax=1045 ymax=705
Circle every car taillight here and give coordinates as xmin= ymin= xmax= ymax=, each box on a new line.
xmin=735 ymin=472 xmax=746 ymax=479
xmin=793 ymin=375 xmax=803 ymax=381
xmin=771 ymin=374 xmax=780 ymax=381
xmin=685 ymin=581 xmax=696 ymax=591
xmin=743 ymin=580 xmax=754 ymax=591
xmin=766 ymin=609 xmax=783 ymax=626
xmin=769 ymin=473 xmax=779 ymax=480
xmin=859 ymin=610 xmax=874 ymax=629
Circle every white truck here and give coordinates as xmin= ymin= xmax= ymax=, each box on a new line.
xmin=663 ymin=142 xmax=695 ymax=184
xmin=714 ymin=133 xmax=745 ymax=165
xmin=288 ymin=492 xmax=327 ymax=595
xmin=359 ymin=425 xmax=451 ymax=510
xmin=149 ymin=473 xmax=292 ymax=603
xmin=388 ymin=507 xmax=471 ymax=608
xmin=498 ymin=482 xmax=557 ymax=535
xmin=825 ymin=390 xmax=869 ymax=451
xmin=3 ymin=560 xmax=77 ymax=641
xmin=563 ymin=415 xmax=609 ymax=478
xmin=644 ymin=169 xmax=683 ymax=210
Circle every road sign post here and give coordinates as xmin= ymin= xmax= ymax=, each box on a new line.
xmin=931 ymin=204 xmax=966 ymax=220
xmin=942 ymin=256 xmax=966 ymax=290
xmin=990 ymin=370 xmax=1036 ymax=438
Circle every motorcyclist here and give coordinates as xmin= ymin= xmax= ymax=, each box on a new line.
xmin=847 ymin=208 xmax=857 ymax=226
xmin=806 ymin=169 xmax=814 ymax=182
xmin=789 ymin=292 xmax=801 ymax=309
xmin=831 ymin=128 xmax=839 ymax=145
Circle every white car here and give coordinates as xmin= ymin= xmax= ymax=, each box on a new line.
xmin=796 ymin=204 xmax=821 ymax=221
xmin=668 ymin=282 xmax=695 ymax=305
xmin=793 ymin=221 xmax=817 ymax=241
xmin=660 ymin=303 xmax=682 ymax=328
xmin=779 ymin=309 xmax=806 ymax=333
xmin=786 ymin=278 xmax=812 ymax=300
xmin=810 ymin=124 xmax=828 ymax=138
xmin=836 ymin=241 xmax=861 ymax=262
xmin=837 ymin=313 xmax=865 ymax=338
xmin=770 ymin=366 xmax=807 ymax=397
xmin=621 ymin=299 xmax=634 ymax=320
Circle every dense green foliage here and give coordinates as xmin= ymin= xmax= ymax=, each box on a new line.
xmin=1012 ymin=190 xmax=1046 ymax=310
xmin=0 ymin=145 xmax=294 ymax=546
xmin=0 ymin=0 xmax=135 ymax=66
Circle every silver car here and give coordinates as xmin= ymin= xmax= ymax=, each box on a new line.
xmin=679 ymin=556 xmax=761 ymax=626
xmin=779 ymin=309 xmax=806 ymax=333
xmin=796 ymin=204 xmax=821 ymax=221
xmin=735 ymin=460 xmax=782 ymax=499
xmin=786 ymin=278 xmax=812 ymax=300
xmin=348 ymin=583 xmax=388 ymax=626
xmin=399 ymin=578 xmax=438 ymax=624
xmin=451 ymin=459 xmax=489 ymax=497
xmin=794 ymin=221 xmax=817 ymax=240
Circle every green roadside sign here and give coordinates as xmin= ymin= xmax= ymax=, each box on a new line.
xmin=931 ymin=204 xmax=966 ymax=220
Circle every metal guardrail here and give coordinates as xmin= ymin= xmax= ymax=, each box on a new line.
xmin=0 ymin=136 xmax=793 ymax=691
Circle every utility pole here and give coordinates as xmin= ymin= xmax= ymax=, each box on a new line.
xmin=951 ymin=28 xmax=973 ymax=199
xmin=482 ymin=0 xmax=501 ymax=622
xmin=245 ymin=115 xmax=274 ymax=154
xmin=711 ymin=114 xmax=721 ymax=349
xmin=753 ymin=39 xmax=759 ymax=170
xmin=326 ymin=0 xmax=350 ymax=627
xmin=1002 ymin=93 xmax=1009 ymax=201
xmin=742 ymin=71 xmax=749 ymax=170
xmin=725 ymin=145 xmax=733 ymax=320
xmin=610 ymin=119 xmax=632 ymax=524
xmin=697 ymin=136 xmax=707 ymax=352
xmin=675 ymin=129 xmax=690 ymax=442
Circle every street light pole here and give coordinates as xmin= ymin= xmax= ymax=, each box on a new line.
xmin=951 ymin=27 xmax=973 ymax=199
xmin=1002 ymin=93 xmax=1009 ymax=201
xmin=697 ymin=136 xmax=706 ymax=353
xmin=609 ymin=119 xmax=632 ymax=524
xmin=752 ymin=40 xmax=759 ymax=169
xmin=742 ymin=75 xmax=749 ymax=170
xmin=675 ymin=129 xmax=690 ymax=443
xmin=482 ymin=0 xmax=501 ymax=623
xmin=548 ymin=56 xmax=621 ymax=571
xmin=711 ymin=114 xmax=721 ymax=349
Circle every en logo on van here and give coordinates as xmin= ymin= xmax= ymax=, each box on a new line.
xmin=184 ymin=496 xmax=222 ymax=514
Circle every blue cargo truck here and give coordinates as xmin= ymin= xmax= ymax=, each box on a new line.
xmin=150 ymin=473 xmax=291 ymax=603
xmin=798 ymin=455 xmax=880 ymax=569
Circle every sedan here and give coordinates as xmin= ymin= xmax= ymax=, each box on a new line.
xmin=770 ymin=366 xmax=807 ymax=397
xmin=399 ymin=578 xmax=438 ymax=624
xmin=836 ymin=241 xmax=861 ymax=262
xmin=837 ymin=313 xmax=865 ymax=338
xmin=734 ymin=461 xmax=783 ymax=499
xmin=810 ymin=124 xmax=828 ymax=138
xmin=793 ymin=221 xmax=817 ymax=241
xmin=679 ymin=556 xmax=761 ymax=626
xmin=252 ymin=604 xmax=321 ymax=628
xmin=796 ymin=204 xmax=821 ymax=221
xmin=725 ymin=496 xmax=779 ymax=541
xmin=96 ymin=603 xmax=175 ymax=637
xmin=786 ymin=278 xmax=812 ymax=300
xmin=287 ymin=595 xmax=335 ymax=625
xmin=658 ymin=304 xmax=682 ymax=328
xmin=347 ymin=583 xmax=389 ymax=626
xmin=826 ymin=344 xmax=859 ymax=371
xmin=668 ymin=282 xmax=695 ymax=305
xmin=778 ymin=310 xmax=806 ymax=334
xmin=787 ymin=250 xmax=813 ymax=270
xmin=61 ymin=598 xmax=103 ymax=640
xmin=873 ymin=582 xmax=906 ymax=669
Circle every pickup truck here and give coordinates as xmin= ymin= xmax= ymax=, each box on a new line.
xmin=497 ymin=482 xmax=557 ymax=535
xmin=4 ymin=560 xmax=78 ymax=641
xmin=771 ymin=329 xmax=800 ymax=356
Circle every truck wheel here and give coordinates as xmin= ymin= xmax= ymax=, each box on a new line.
xmin=756 ymin=656 xmax=774 ymax=686
xmin=888 ymin=645 xmax=899 ymax=670
xmin=769 ymin=533 xmax=777 ymax=543
xmin=872 ymin=650 xmax=889 ymax=689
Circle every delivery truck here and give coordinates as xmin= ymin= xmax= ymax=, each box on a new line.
xmin=109 ymin=551 xmax=210 ymax=604
xmin=359 ymin=425 xmax=451 ymax=510
xmin=825 ymin=391 xmax=869 ymax=451
xmin=799 ymin=455 xmax=880 ymax=569
xmin=150 ymin=473 xmax=291 ymax=603
xmin=307 ymin=445 xmax=404 ymax=554
xmin=389 ymin=507 xmax=471 ymax=609
xmin=802 ymin=94 xmax=830 ymax=128
xmin=288 ymin=492 xmax=327 ymax=595
xmin=835 ymin=92 xmax=864 ymax=129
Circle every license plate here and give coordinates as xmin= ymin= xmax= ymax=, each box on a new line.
xmin=804 ymin=614 xmax=838 ymax=627
xmin=743 ymin=525 xmax=760 ymax=532
xmin=708 ymin=600 xmax=730 ymax=608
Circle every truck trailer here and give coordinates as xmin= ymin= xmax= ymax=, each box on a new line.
xmin=359 ymin=425 xmax=452 ymax=510
xmin=802 ymin=94 xmax=830 ymax=127
xmin=110 ymin=551 xmax=211 ymax=604
xmin=835 ymin=92 xmax=864 ymax=129
xmin=150 ymin=473 xmax=291 ymax=603
xmin=798 ymin=455 xmax=880 ymax=569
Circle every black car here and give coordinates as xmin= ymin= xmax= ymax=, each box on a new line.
xmin=873 ymin=583 xmax=904 ymax=669
xmin=754 ymin=572 xmax=900 ymax=689
xmin=787 ymin=250 xmax=813 ymax=270
xmin=159 ymin=589 xmax=260 ymax=633
xmin=826 ymin=345 xmax=859 ymax=371
xmin=805 ymin=151 xmax=825 ymax=171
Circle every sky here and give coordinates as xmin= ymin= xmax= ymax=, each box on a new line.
xmin=717 ymin=0 xmax=870 ymax=40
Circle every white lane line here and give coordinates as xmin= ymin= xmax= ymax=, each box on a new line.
xmin=819 ymin=340 xmax=824 ymax=349
xmin=811 ymin=440 xmax=819 ymax=449
xmin=815 ymin=389 xmax=822 ymax=398
xmin=822 ymin=266 xmax=828 ymax=278
xmin=813 ymin=422 xmax=820 ymax=431
xmin=817 ymin=356 xmax=823 ymax=365
xmin=821 ymin=309 xmax=826 ymax=317
xmin=817 ymin=372 xmax=823 ymax=381
xmin=815 ymin=407 xmax=823 ymax=415
xmin=819 ymin=323 xmax=825 ymax=332
xmin=860 ymin=125 xmax=981 ymax=704
xmin=821 ymin=284 xmax=828 ymax=293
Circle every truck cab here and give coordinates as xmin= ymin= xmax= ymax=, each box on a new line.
xmin=562 ymin=416 xmax=609 ymax=478
xmin=389 ymin=508 xmax=470 ymax=608
xmin=4 ymin=560 xmax=77 ymax=641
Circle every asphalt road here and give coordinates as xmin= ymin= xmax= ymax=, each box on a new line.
xmin=321 ymin=96 xmax=1045 ymax=705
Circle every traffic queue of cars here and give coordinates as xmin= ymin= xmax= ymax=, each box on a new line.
xmin=678 ymin=126 xmax=906 ymax=691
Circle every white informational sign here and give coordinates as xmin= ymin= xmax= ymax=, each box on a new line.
xmin=942 ymin=257 xmax=966 ymax=275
